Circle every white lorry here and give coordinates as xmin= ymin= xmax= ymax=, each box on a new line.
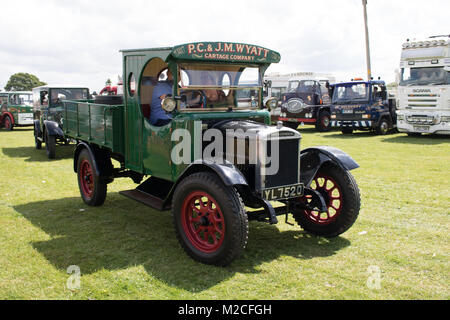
xmin=396 ymin=35 xmax=450 ymax=135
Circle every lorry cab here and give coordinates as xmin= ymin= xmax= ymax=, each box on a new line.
xmin=33 ymin=85 xmax=90 ymax=158
xmin=330 ymin=79 xmax=396 ymax=135
xmin=278 ymin=79 xmax=332 ymax=131
xmin=0 ymin=91 xmax=34 ymax=130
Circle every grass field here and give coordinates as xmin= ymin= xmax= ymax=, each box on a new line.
xmin=0 ymin=126 xmax=449 ymax=300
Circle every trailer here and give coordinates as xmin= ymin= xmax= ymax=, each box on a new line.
xmin=62 ymin=42 xmax=361 ymax=266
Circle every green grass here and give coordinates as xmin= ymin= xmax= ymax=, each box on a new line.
xmin=0 ymin=126 xmax=449 ymax=300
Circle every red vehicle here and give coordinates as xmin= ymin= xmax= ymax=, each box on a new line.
xmin=99 ymin=85 xmax=118 ymax=95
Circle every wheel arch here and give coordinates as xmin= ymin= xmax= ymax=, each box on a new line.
xmin=43 ymin=120 xmax=64 ymax=137
xmin=164 ymin=160 xmax=250 ymax=208
xmin=300 ymin=146 xmax=359 ymax=186
xmin=74 ymin=142 xmax=113 ymax=183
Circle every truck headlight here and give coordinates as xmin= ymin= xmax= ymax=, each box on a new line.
xmin=331 ymin=115 xmax=336 ymax=119
xmin=362 ymin=114 xmax=371 ymax=119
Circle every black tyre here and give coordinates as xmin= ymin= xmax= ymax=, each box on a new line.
xmin=76 ymin=148 xmax=107 ymax=206
xmin=341 ymin=128 xmax=353 ymax=134
xmin=3 ymin=116 xmax=13 ymax=131
xmin=34 ymin=127 xmax=42 ymax=150
xmin=172 ymin=172 xmax=249 ymax=266
xmin=376 ymin=118 xmax=390 ymax=135
xmin=284 ymin=122 xmax=299 ymax=130
xmin=315 ymin=110 xmax=331 ymax=132
xmin=291 ymin=162 xmax=360 ymax=237
xmin=44 ymin=130 xmax=56 ymax=159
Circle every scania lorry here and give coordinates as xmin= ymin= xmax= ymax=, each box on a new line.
xmin=396 ymin=35 xmax=450 ymax=135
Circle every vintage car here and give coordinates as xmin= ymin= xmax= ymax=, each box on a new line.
xmin=32 ymin=85 xmax=90 ymax=158
xmin=0 ymin=91 xmax=34 ymax=130
xmin=62 ymin=42 xmax=361 ymax=266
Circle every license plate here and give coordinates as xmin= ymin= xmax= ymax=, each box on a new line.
xmin=413 ymin=126 xmax=429 ymax=132
xmin=342 ymin=109 xmax=353 ymax=114
xmin=262 ymin=184 xmax=304 ymax=201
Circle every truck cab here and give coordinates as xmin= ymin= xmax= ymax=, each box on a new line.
xmin=330 ymin=79 xmax=396 ymax=135
xmin=33 ymin=85 xmax=90 ymax=158
xmin=396 ymin=36 xmax=450 ymax=136
xmin=63 ymin=42 xmax=361 ymax=266
xmin=0 ymin=91 xmax=34 ymax=130
xmin=278 ymin=79 xmax=332 ymax=131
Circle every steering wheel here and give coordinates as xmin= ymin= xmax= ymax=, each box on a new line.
xmin=184 ymin=90 xmax=207 ymax=108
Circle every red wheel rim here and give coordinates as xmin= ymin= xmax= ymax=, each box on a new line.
xmin=79 ymin=160 xmax=94 ymax=198
xmin=181 ymin=191 xmax=225 ymax=253
xmin=301 ymin=174 xmax=343 ymax=225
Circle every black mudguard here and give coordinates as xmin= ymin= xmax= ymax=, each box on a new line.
xmin=44 ymin=120 xmax=64 ymax=137
xmin=73 ymin=142 xmax=114 ymax=183
xmin=300 ymin=146 xmax=359 ymax=186
xmin=163 ymin=159 xmax=250 ymax=208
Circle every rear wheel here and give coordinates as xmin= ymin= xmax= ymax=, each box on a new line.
xmin=341 ymin=128 xmax=353 ymax=134
xmin=44 ymin=130 xmax=56 ymax=159
xmin=172 ymin=172 xmax=248 ymax=266
xmin=3 ymin=116 xmax=13 ymax=131
xmin=76 ymin=149 xmax=107 ymax=206
xmin=316 ymin=110 xmax=331 ymax=132
xmin=291 ymin=162 xmax=360 ymax=237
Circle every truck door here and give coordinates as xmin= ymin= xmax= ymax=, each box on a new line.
xmin=124 ymin=54 xmax=146 ymax=173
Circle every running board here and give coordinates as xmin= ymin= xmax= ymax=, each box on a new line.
xmin=119 ymin=176 xmax=174 ymax=211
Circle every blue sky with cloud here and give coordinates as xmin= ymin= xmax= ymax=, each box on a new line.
xmin=0 ymin=0 xmax=448 ymax=92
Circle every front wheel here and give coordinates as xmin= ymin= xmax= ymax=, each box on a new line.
xmin=291 ymin=162 xmax=360 ymax=237
xmin=376 ymin=118 xmax=390 ymax=135
xmin=45 ymin=131 xmax=56 ymax=159
xmin=76 ymin=148 xmax=107 ymax=206
xmin=172 ymin=172 xmax=249 ymax=266
xmin=315 ymin=111 xmax=331 ymax=132
xmin=3 ymin=116 xmax=13 ymax=131
xmin=34 ymin=127 xmax=42 ymax=149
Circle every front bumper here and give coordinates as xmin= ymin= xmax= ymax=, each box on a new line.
xmin=331 ymin=120 xmax=373 ymax=128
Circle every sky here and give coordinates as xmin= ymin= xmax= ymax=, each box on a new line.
xmin=0 ymin=0 xmax=448 ymax=92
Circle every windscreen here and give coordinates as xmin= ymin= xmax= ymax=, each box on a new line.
xmin=49 ymin=88 xmax=89 ymax=106
xmin=399 ymin=67 xmax=449 ymax=86
xmin=332 ymin=83 xmax=369 ymax=104
xmin=178 ymin=63 xmax=261 ymax=109
xmin=14 ymin=94 xmax=33 ymax=106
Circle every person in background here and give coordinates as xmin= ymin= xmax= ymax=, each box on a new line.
xmin=150 ymin=69 xmax=174 ymax=126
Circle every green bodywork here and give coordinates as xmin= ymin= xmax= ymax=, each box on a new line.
xmin=0 ymin=91 xmax=34 ymax=126
xmin=63 ymin=42 xmax=279 ymax=182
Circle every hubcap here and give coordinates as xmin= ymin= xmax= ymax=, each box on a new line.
xmin=79 ymin=160 xmax=94 ymax=198
xmin=181 ymin=191 xmax=225 ymax=253
xmin=302 ymin=174 xmax=343 ymax=225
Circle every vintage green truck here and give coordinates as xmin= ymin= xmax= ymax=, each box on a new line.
xmin=62 ymin=42 xmax=361 ymax=266
xmin=33 ymin=85 xmax=90 ymax=158
xmin=0 ymin=91 xmax=34 ymax=130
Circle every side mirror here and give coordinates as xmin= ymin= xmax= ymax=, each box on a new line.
xmin=162 ymin=97 xmax=177 ymax=112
